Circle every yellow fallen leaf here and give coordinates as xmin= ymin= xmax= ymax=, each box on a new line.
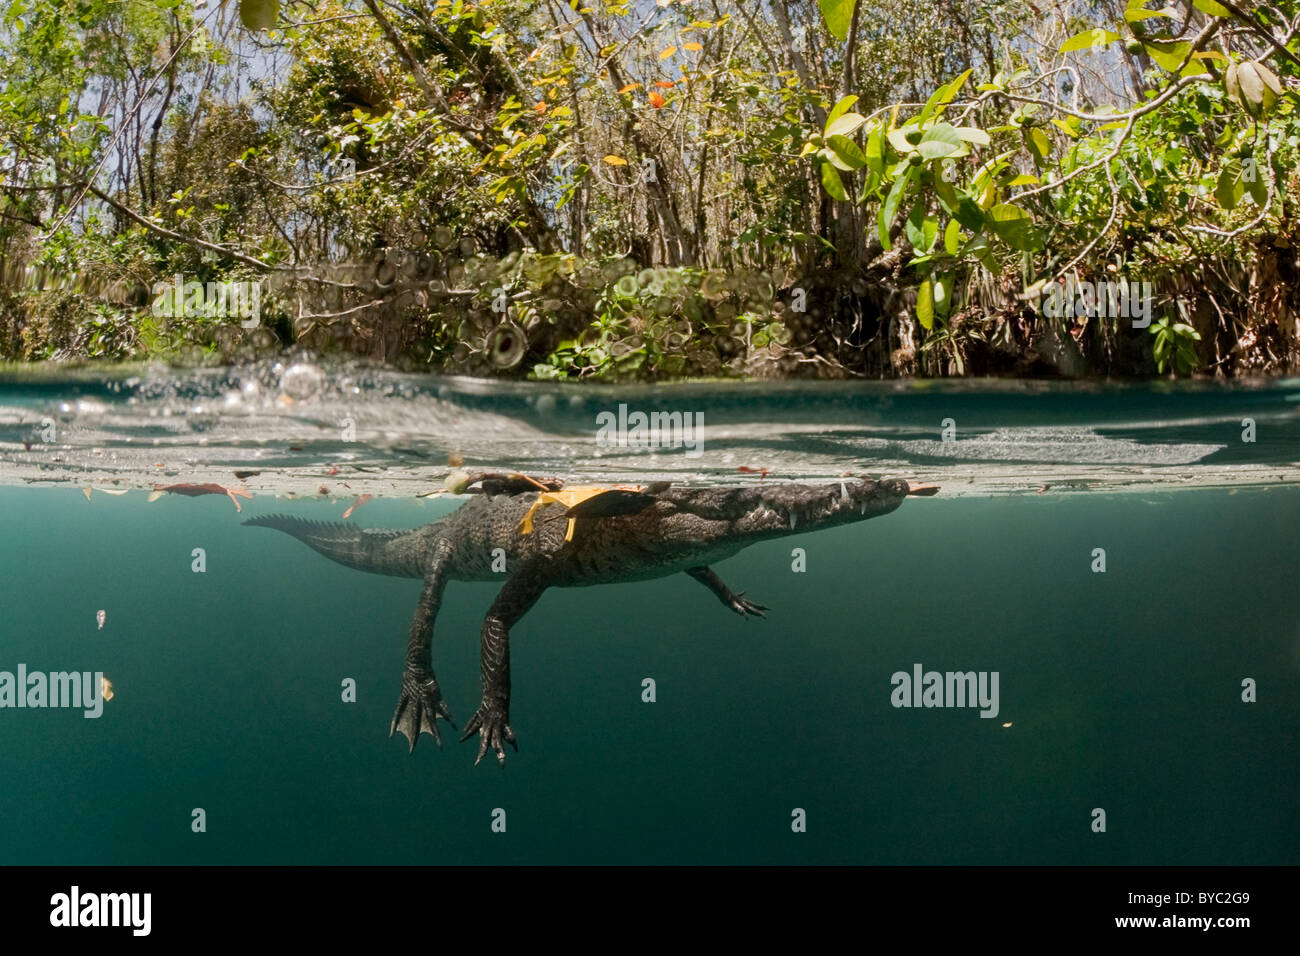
xmin=659 ymin=46 xmax=676 ymax=59
xmin=604 ymin=155 xmax=628 ymax=166
xmin=618 ymin=83 xmax=641 ymax=94
xmin=683 ymin=42 xmax=702 ymax=51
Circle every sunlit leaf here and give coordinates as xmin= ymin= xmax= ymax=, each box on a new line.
xmin=239 ymin=0 xmax=278 ymax=31
xmin=818 ymin=0 xmax=855 ymax=41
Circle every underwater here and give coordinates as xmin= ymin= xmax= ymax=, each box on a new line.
xmin=1 ymin=365 xmax=1296 ymax=866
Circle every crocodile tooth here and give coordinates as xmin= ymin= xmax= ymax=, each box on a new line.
xmin=789 ymin=511 xmax=797 ymax=531
xmin=840 ymin=480 xmax=849 ymax=500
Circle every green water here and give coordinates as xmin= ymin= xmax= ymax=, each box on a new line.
xmin=1 ymin=484 xmax=1295 ymax=864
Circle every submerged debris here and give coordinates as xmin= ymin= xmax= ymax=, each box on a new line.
xmin=152 ymin=482 xmax=253 ymax=512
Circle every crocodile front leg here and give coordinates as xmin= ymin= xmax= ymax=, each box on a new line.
xmin=390 ymin=538 xmax=456 ymax=751
xmin=461 ymin=559 xmax=552 ymax=767
xmin=687 ymin=565 xmax=768 ymax=619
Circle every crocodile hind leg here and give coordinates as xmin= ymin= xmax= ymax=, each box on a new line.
xmin=687 ymin=565 xmax=768 ymax=619
xmin=390 ymin=539 xmax=456 ymax=751
xmin=461 ymin=560 xmax=551 ymax=767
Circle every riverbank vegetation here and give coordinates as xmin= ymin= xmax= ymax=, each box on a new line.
xmin=2 ymin=0 xmax=1299 ymax=378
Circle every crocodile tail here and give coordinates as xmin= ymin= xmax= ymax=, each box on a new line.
xmin=243 ymin=514 xmax=427 ymax=578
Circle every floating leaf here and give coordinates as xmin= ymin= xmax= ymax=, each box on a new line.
xmin=659 ymin=46 xmax=677 ymax=59
xmin=683 ymin=42 xmax=703 ymax=51
xmin=604 ymin=155 xmax=628 ymax=165
xmin=648 ymin=91 xmax=666 ymax=108
xmin=618 ymin=83 xmax=641 ymax=93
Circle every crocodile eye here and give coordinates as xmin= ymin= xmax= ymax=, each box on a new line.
xmin=882 ymin=479 xmax=909 ymax=497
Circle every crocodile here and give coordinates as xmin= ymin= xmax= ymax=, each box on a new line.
xmin=245 ymin=476 xmax=936 ymax=766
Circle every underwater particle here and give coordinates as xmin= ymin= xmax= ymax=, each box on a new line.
xmin=96 ymin=610 xmax=106 ymax=630
xmin=318 ymin=484 xmax=330 ymax=495
xmin=342 ymin=494 xmax=373 ymax=519
xmin=1002 ymin=722 xmax=1012 ymax=728
xmin=99 ymin=488 xmax=128 ymax=496
xmin=447 ymin=451 xmax=465 ymax=468
xmin=327 ymin=466 xmax=340 ymax=476
xmin=101 ymin=677 xmax=114 ymax=702
xmin=82 ymin=487 xmax=92 ymax=500
xmin=234 ymin=470 xmax=261 ymax=480
xmin=147 ymin=489 xmax=165 ymax=502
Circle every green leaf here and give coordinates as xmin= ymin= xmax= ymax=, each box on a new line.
xmin=825 ymin=111 xmax=867 ymax=138
xmin=239 ymin=0 xmax=279 ymax=31
xmin=818 ymin=0 xmax=856 ymax=42
xmin=954 ymin=127 xmax=991 ymax=146
xmin=945 ymin=189 xmax=987 ymax=233
xmin=826 ymin=134 xmax=869 ymax=170
xmin=918 ymin=123 xmax=968 ymax=159
xmin=826 ymin=95 xmax=859 ymax=127
xmin=1125 ymin=6 xmax=1177 ymax=21
xmin=1191 ymin=0 xmax=1232 ymax=15
xmin=1028 ymin=128 xmax=1051 ymax=161
xmin=944 ymin=219 xmax=963 ymax=255
xmin=1060 ymin=29 xmax=1119 ymax=53
xmin=1243 ymin=160 xmax=1268 ymax=206
xmin=917 ymin=69 xmax=973 ymax=124
xmin=987 ymin=203 xmax=1042 ymax=251
xmin=1215 ymin=159 xmax=1243 ymax=209
xmin=917 ymin=278 xmax=934 ymax=330
xmin=887 ymin=124 xmax=923 ymax=153
xmin=933 ymin=272 xmax=954 ymax=318
xmin=820 ymin=161 xmax=849 ymax=201
xmin=1144 ymin=41 xmax=1207 ymax=75
xmin=906 ymin=202 xmax=939 ymax=253
xmin=878 ymin=167 xmax=914 ymax=250
xmin=864 ymin=127 xmax=885 ymax=176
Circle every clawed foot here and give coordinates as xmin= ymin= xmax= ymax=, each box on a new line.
xmin=390 ymin=670 xmax=456 ymax=751
xmin=460 ymin=703 xmax=517 ymax=767
xmin=728 ymin=591 xmax=768 ymax=619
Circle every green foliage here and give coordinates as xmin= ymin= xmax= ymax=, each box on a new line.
xmin=1150 ymin=317 xmax=1201 ymax=374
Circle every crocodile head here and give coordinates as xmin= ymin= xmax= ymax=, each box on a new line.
xmin=657 ymin=477 xmax=935 ymax=545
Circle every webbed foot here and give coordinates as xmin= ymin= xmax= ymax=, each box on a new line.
xmin=390 ymin=670 xmax=456 ymax=751
xmin=460 ymin=703 xmax=517 ymax=767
